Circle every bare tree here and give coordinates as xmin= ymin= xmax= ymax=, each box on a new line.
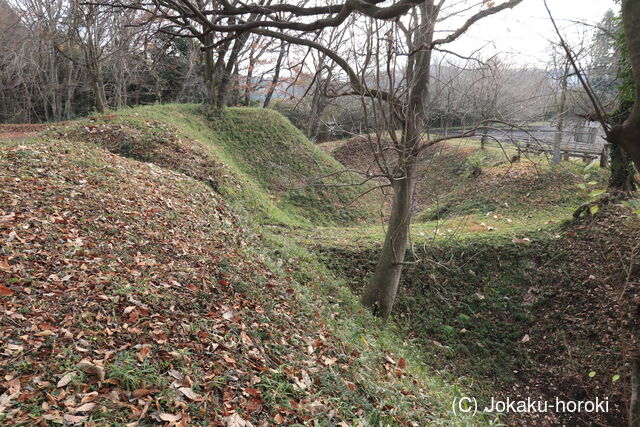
xmin=68 ymin=0 xmax=116 ymax=112
xmin=0 ymin=0 xmax=211 ymax=121
xmin=467 ymin=58 xmax=502 ymax=149
xmin=548 ymin=46 xmax=571 ymax=165
xmin=91 ymin=0 xmax=524 ymax=319
xmin=262 ymin=39 xmax=286 ymax=108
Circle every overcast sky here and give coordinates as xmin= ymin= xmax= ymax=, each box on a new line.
xmin=444 ymin=0 xmax=619 ymax=66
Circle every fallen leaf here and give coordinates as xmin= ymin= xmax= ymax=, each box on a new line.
xmin=132 ymin=388 xmax=151 ymax=398
xmin=0 ymin=379 xmax=21 ymax=412
xmin=0 ymin=213 xmax=15 ymax=223
xmin=57 ymin=372 xmax=76 ymax=388
xmin=137 ymin=345 xmax=150 ymax=362
xmin=70 ymin=402 xmax=96 ymax=413
xmin=123 ymin=305 xmax=136 ymax=314
xmin=63 ymin=414 xmax=88 ymax=424
xmin=158 ymin=413 xmax=182 ymax=422
xmin=80 ymin=392 xmax=98 ymax=404
xmin=6 ymin=343 xmax=23 ymax=353
xmin=243 ymin=388 xmax=260 ymax=398
xmin=42 ymin=413 xmax=63 ymax=422
xmin=168 ymin=369 xmax=184 ymax=382
xmin=223 ymin=413 xmax=255 ymax=427
xmin=244 ymin=397 xmax=262 ymax=412
xmin=76 ymin=360 xmax=105 ymax=381
xmin=178 ymin=387 xmax=202 ymax=401
xmin=0 ymin=285 xmax=14 ymax=297
xmin=32 ymin=377 xmax=50 ymax=388
xmin=398 ymin=358 xmax=407 ymax=370
xmin=240 ymin=331 xmax=252 ymax=345
xmin=512 ymin=237 xmax=531 ymax=245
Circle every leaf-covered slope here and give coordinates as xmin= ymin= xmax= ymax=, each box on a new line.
xmin=59 ymin=105 xmax=376 ymax=226
xmin=0 ymin=137 xmax=477 ymax=425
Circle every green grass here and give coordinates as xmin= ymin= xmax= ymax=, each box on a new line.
xmin=107 ymin=351 xmax=169 ymax=392
xmin=256 ymin=229 xmax=505 ymax=426
xmin=59 ymin=104 xmax=378 ymax=227
xmin=319 ymin=129 xmax=606 ymax=224
xmin=304 ymin=201 xmax=639 ymax=427
xmin=204 ymin=107 xmax=376 ymax=224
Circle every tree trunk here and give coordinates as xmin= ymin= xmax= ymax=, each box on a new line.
xmin=49 ymin=47 xmax=62 ymax=121
xmin=631 ymin=358 xmax=640 ymax=427
xmin=553 ymin=68 xmax=568 ymax=165
xmin=600 ymin=145 xmax=609 ymax=168
xmin=113 ymin=63 xmax=126 ymax=109
xmin=306 ymin=55 xmax=327 ymax=141
xmin=203 ymin=33 xmax=230 ymax=107
xmin=263 ymin=41 xmax=285 ymax=108
xmin=85 ymin=45 xmax=107 ymax=113
xmin=176 ymin=42 xmax=197 ymax=102
xmin=614 ymin=0 xmax=640 ymax=170
xmin=216 ymin=34 xmax=249 ymax=109
xmin=361 ymin=160 xmax=418 ymax=319
xmin=243 ymin=46 xmax=256 ymax=106
xmin=361 ymin=1 xmax=435 ymax=320
xmin=307 ymin=84 xmax=327 ymax=142
xmin=609 ymin=143 xmax=636 ymax=191
xmin=481 ymin=126 xmax=488 ymax=149
xmin=91 ymin=69 xmax=108 ymax=113
xmin=64 ymin=58 xmax=78 ymax=119
xmin=229 ymin=62 xmax=241 ymax=106
xmin=202 ymin=34 xmax=218 ymax=106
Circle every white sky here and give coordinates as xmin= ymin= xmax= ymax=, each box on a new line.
xmin=444 ymin=0 xmax=618 ymax=65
